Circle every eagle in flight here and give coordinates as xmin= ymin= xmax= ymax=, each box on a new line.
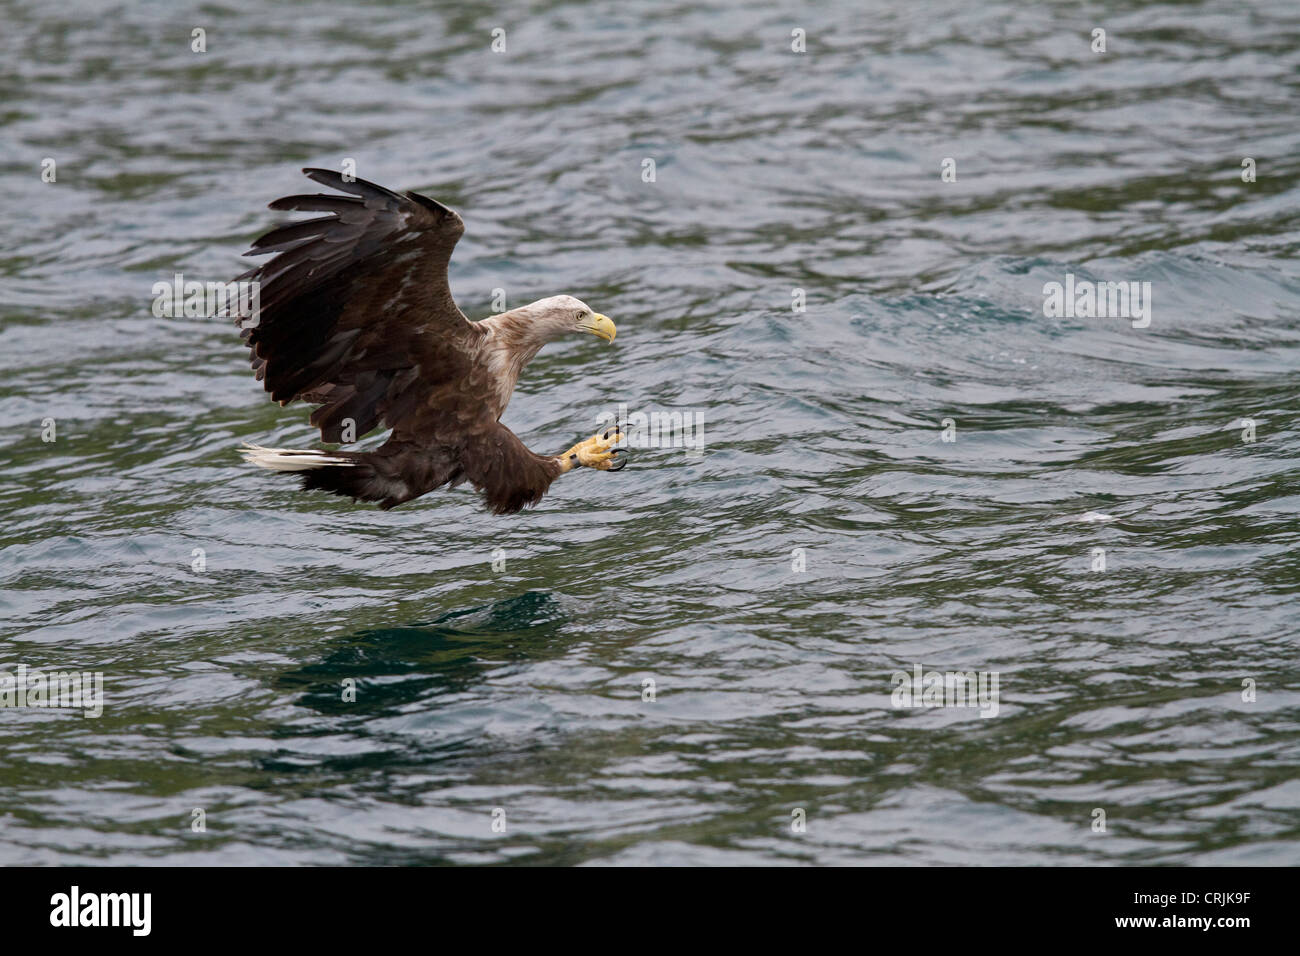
xmin=232 ymin=168 xmax=625 ymax=515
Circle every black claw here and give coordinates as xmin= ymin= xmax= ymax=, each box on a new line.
xmin=602 ymin=424 xmax=622 ymax=441
xmin=608 ymin=453 xmax=628 ymax=472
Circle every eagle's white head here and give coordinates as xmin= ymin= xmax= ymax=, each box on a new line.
xmin=479 ymin=294 xmax=618 ymax=417
xmin=510 ymin=294 xmax=616 ymax=343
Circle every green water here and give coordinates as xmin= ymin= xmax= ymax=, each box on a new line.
xmin=1 ymin=0 xmax=1298 ymax=864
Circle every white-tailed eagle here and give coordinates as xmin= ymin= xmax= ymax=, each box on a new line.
xmin=232 ymin=168 xmax=625 ymax=515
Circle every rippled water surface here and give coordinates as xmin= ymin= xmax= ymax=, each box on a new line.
xmin=2 ymin=0 xmax=1299 ymax=865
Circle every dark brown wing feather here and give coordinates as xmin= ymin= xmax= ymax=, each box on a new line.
xmin=236 ymin=167 xmax=480 ymax=442
xmin=236 ymin=168 xmax=565 ymax=514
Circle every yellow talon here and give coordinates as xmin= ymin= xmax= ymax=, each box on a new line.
xmin=561 ymin=428 xmax=627 ymax=472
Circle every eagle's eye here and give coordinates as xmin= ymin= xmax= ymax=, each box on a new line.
xmin=575 ymin=311 xmax=586 ymax=321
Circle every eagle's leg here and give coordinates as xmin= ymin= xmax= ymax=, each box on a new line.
xmin=557 ymin=425 xmax=627 ymax=473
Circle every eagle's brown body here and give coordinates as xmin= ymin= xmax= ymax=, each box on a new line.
xmin=234 ymin=169 xmax=623 ymax=514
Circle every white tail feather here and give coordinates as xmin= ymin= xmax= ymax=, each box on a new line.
xmin=240 ymin=442 xmax=356 ymax=473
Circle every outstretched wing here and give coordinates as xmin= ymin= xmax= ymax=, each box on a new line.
xmin=235 ymin=167 xmax=483 ymax=443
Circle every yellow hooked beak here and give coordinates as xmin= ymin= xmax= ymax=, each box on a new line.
xmin=578 ymin=312 xmax=616 ymax=342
